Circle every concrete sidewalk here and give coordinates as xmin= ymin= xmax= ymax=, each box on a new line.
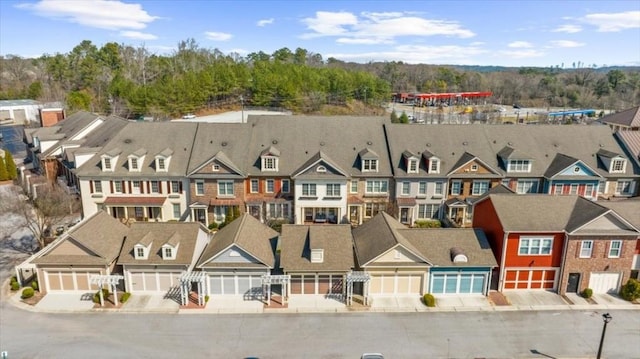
xmin=5 ymin=287 xmax=639 ymax=315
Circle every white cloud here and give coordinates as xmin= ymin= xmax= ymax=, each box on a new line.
xmin=327 ymin=44 xmax=487 ymax=65
xmin=499 ymin=49 xmax=546 ymax=59
xmin=508 ymin=41 xmax=533 ymax=48
xmin=548 ymin=40 xmax=585 ymax=48
xmin=301 ymin=11 xmax=474 ymax=42
xmin=120 ymin=31 xmax=157 ymax=40
xmin=16 ymin=0 xmax=158 ymax=30
xmin=582 ymin=11 xmax=640 ymax=32
xmin=257 ymin=18 xmax=274 ymax=27
xmin=204 ymin=31 xmax=232 ymax=41
xmin=552 ymin=24 xmax=582 ymax=33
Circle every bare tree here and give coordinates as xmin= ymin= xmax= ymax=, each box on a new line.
xmin=0 ymin=184 xmax=80 ymax=252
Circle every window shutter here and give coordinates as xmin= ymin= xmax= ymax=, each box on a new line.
xmin=166 ymin=181 xmax=170 ymax=193
xmin=110 ymin=181 xmax=114 ymax=193
xmin=128 ymin=181 xmax=132 ymax=193
xmin=179 ymin=181 xmax=183 ymax=193
xmin=90 ymin=180 xmax=94 ymax=193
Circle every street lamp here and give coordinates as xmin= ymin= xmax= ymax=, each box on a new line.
xmin=596 ymin=313 xmax=612 ymax=359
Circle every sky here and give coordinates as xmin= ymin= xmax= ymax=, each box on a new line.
xmin=1 ymin=0 xmax=639 ymax=67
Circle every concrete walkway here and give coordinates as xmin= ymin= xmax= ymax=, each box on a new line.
xmin=5 ymin=285 xmax=639 ymax=315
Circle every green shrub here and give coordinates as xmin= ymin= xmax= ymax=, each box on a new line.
xmin=208 ymin=222 xmax=218 ymax=231
xmin=10 ymin=276 xmax=17 ymax=284
xmin=423 ymin=293 xmax=436 ymax=307
xmin=581 ymin=288 xmax=593 ymax=299
xmin=414 ymin=220 xmax=442 ymax=228
xmin=31 ymin=280 xmax=39 ymax=291
xmin=120 ymin=292 xmax=131 ymax=303
xmin=10 ymin=281 xmax=20 ymax=291
xmin=93 ymin=288 xmax=110 ymax=303
xmin=620 ymin=278 xmax=640 ymax=302
xmin=21 ymin=287 xmax=35 ymax=299
xmin=205 ymin=295 xmax=210 ymax=303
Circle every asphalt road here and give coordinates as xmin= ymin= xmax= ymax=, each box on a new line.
xmin=1 ymin=299 xmax=639 ymax=359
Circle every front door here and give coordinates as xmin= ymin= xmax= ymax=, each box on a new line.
xmin=567 ymin=273 xmax=580 ymax=293
xmin=400 ymin=208 xmax=409 ymax=224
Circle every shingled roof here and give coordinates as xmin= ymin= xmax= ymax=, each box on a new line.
xmin=279 ymin=224 xmax=354 ymax=272
xmin=601 ymin=106 xmax=640 ymax=128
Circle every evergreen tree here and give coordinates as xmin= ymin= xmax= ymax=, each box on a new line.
xmin=399 ymin=112 xmax=409 ymax=124
xmin=3 ymin=150 xmax=17 ymax=180
xmin=390 ymin=110 xmax=398 ymax=123
xmin=0 ymin=156 xmax=8 ymax=181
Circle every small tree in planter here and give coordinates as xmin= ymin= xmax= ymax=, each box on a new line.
xmin=581 ymin=288 xmax=593 ymax=299
xmin=21 ymin=287 xmax=35 ymax=299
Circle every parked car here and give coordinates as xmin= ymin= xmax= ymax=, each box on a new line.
xmin=314 ymin=212 xmax=327 ymax=223
xmin=513 ymin=104 xmax=522 ymax=109
xmin=182 ymin=113 xmax=196 ymax=119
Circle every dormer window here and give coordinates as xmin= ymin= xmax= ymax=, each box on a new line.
xmin=311 ymin=248 xmax=324 ymax=263
xmin=428 ymin=158 xmax=440 ymax=174
xmin=162 ymin=245 xmax=176 ymax=260
xmin=408 ymin=159 xmax=418 ymax=173
xmin=610 ymin=158 xmax=626 ymax=173
xmin=103 ymin=157 xmax=112 ymax=171
xmin=130 ymin=157 xmax=139 ymax=170
xmin=136 ymin=247 xmax=145 ymax=258
xmin=362 ymin=159 xmax=378 ymax=172
xmin=507 ymin=159 xmax=531 ymax=173
xmin=157 ymin=158 xmax=166 ymax=171
xmin=262 ymin=156 xmax=278 ymax=171
xmin=155 ymin=149 xmax=172 ymax=173
xmin=134 ymin=245 xmax=149 ymax=259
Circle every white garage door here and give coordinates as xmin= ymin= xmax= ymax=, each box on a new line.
xmin=369 ymin=274 xmax=422 ymax=295
xmin=589 ymin=273 xmax=621 ymax=294
xmin=129 ymin=272 xmax=181 ymax=292
xmin=209 ymin=275 xmax=261 ymax=295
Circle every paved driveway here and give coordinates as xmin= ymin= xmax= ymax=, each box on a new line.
xmin=505 ymin=290 xmax=569 ymax=308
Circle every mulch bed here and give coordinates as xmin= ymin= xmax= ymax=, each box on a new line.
xmin=179 ymin=292 xmax=207 ymax=309
xmin=488 ymin=291 xmax=510 ymax=306
xmin=264 ymin=296 xmax=288 ymax=309
xmin=93 ymin=294 xmax=124 ymax=309
xmin=18 ymin=289 xmax=45 ymax=306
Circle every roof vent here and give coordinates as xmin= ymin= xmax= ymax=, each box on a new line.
xmin=599 ymin=144 xmax=605 ymax=147
xmin=507 ymin=142 xmax=512 ymax=146
xmin=272 ymin=140 xmax=278 ymax=144
xmin=450 ymin=247 xmax=468 ymax=263
xmin=426 ymin=143 xmax=431 ymax=147
xmin=124 ymin=139 xmax=132 ymax=144
xmin=221 ymin=142 xmax=227 ymax=147
xmin=320 ymin=141 xmax=325 ymax=146
xmin=462 ymin=141 xmax=468 ymax=146
xmin=367 ymin=141 xmax=373 ymax=145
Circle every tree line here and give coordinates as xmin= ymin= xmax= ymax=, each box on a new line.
xmin=0 ymin=39 xmax=639 ymax=119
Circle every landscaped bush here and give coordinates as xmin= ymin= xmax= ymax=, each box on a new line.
xmin=581 ymin=288 xmax=593 ymax=299
xmin=10 ymin=281 xmax=20 ymax=291
xmin=620 ymin=278 xmax=640 ymax=302
xmin=208 ymin=222 xmax=218 ymax=231
xmin=414 ymin=220 xmax=442 ymax=228
xmin=205 ymin=295 xmax=210 ymax=303
xmin=21 ymin=287 xmax=35 ymax=299
xmin=423 ymin=293 xmax=436 ymax=307
xmin=120 ymin=292 xmax=131 ymax=303
xmin=31 ymin=280 xmax=38 ymax=291
xmin=93 ymin=288 xmax=110 ymax=303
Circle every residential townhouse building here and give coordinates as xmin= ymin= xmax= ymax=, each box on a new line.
xmin=473 ymin=194 xmax=639 ymax=295
xmin=601 ymin=106 xmax=640 ymax=132
xmin=75 ymin=122 xmax=199 ymax=223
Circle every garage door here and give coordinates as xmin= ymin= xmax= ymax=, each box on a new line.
xmin=290 ymin=275 xmax=302 ymax=294
xmin=589 ymin=273 xmax=621 ymax=294
xmin=45 ymin=271 xmax=100 ymax=292
xmin=504 ymin=269 xmax=557 ymax=290
xmin=431 ymin=273 xmax=486 ymax=294
xmin=208 ymin=275 xmax=260 ymax=295
xmin=370 ymin=274 xmax=422 ymax=295
xmin=129 ymin=272 xmax=181 ymax=292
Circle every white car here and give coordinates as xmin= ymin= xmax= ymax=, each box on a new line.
xmin=182 ymin=113 xmax=196 ymax=119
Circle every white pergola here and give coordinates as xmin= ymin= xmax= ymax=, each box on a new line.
xmin=179 ymin=271 xmax=207 ymax=306
xmin=346 ymin=271 xmax=370 ymax=306
xmin=90 ymin=274 xmax=124 ymax=307
xmin=261 ymin=274 xmax=290 ymax=306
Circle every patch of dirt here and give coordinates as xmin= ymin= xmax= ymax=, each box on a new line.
xmin=488 ymin=291 xmax=510 ymax=306
xmin=20 ymin=289 xmax=45 ymax=306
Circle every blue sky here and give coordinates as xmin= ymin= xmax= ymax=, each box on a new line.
xmin=1 ymin=0 xmax=639 ymax=67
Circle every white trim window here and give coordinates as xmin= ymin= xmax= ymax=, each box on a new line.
xmin=103 ymin=157 xmax=112 ymax=171
xmin=326 ymin=183 xmax=341 ymax=197
xmin=401 ymin=182 xmax=410 ymax=195
xmin=418 ymin=181 xmax=426 ymax=195
xmin=610 ymin=158 xmax=626 ymax=173
xmin=93 ymin=180 xmax=102 ymax=193
xmin=471 ymin=180 xmax=489 ymax=196
xmin=135 ymin=246 xmax=146 ymax=259
xmin=265 ymin=179 xmax=275 ymax=193
xmin=608 ymin=240 xmax=622 ymax=258
xmin=508 ymin=160 xmax=531 ymax=173
xmin=584 ymin=184 xmax=595 ymax=198
xmin=434 ymin=181 xmax=444 ymax=196
xmin=150 ymin=181 xmax=160 ymax=194
xmin=132 ymin=181 xmax=141 ymax=194
xmin=250 ymin=179 xmax=259 ymax=193
xmin=129 ymin=157 xmax=140 ymax=172
xmin=113 ymin=181 xmax=123 ymax=194
xmin=218 ymin=180 xmax=234 ymax=196
xmin=350 ymin=180 xmax=358 ymax=193
xmin=195 ymin=180 xmax=204 ymax=196
xmin=554 ymin=184 xmax=564 ymax=195
xmin=362 ymin=159 xmax=378 ymax=172
xmin=570 ymin=184 xmax=578 ymax=195
xmin=518 ymin=237 xmax=553 ymax=255
xmin=580 ymin=240 xmax=593 ymax=258
xmin=282 ymin=179 xmax=290 ymax=193
xmin=267 ymin=203 xmax=290 ymax=219
xmin=156 ymin=157 xmax=168 ymax=172
xmin=516 ymin=179 xmax=538 ymax=194
xmin=172 ymin=203 xmax=181 ymax=219
xmin=615 ymin=180 xmax=634 ymax=195
xmin=417 ymin=204 xmax=439 ymax=219
xmin=429 ymin=158 xmax=440 ymax=174
xmin=302 ymin=183 xmax=317 ymax=196
xmin=408 ymin=159 xmax=418 ymax=174
xmin=450 ymin=180 xmax=462 ymax=195
xmin=365 ymin=180 xmax=388 ymax=194
xmin=262 ymin=156 xmax=278 ymax=171
xmin=170 ymin=181 xmax=180 ymax=194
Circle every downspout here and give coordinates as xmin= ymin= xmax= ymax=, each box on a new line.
xmin=558 ymin=232 xmax=569 ymax=294
xmin=499 ymin=232 xmax=508 ymax=291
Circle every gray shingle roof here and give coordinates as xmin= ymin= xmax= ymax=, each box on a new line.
xmin=32 ymin=211 xmax=128 ymax=265
xmin=246 ymin=116 xmax=392 ymax=178
xmin=601 ymin=106 xmax=640 ymax=127
xmin=76 ymin=122 xmax=199 ymax=178
xmin=279 ymin=224 xmax=355 ymax=272
xmin=197 ymin=213 xmax=277 ymax=268
xmin=385 ymin=123 xmax=639 ymax=178
xmin=597 ymin=198 xmax=640 ymax=229
xmin=118 ymin=222 xmax=205 ymax=266
xmin=187 ymin=123 xmax=251 ymax=175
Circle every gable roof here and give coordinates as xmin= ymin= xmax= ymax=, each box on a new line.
xmin=384 ymin=123 xmax=639 ymax=178
xmin=187 ymin=123 xmax=251 ymax=175
xmin=32 ymin=211 xmax=128 ymax=265
xmin=292 ymin=150 xmax=349 ymax=178
xmin=352 ymin=211 xmax=429 ymax=266
xmin=485 ymin=194 xmax=610 ymax=232
xmin=118 ymin=222 xmax=206 ymax=265
xmin=616 ymin=130 xmax=640 ymax=165
xmin=601 ymin=106 xmax=640 ymax=128
xmin=279 ymin=224 xmax=354 ymax=272
xmin=594 ymin=198 xmax=640 ymax=230
xmin=197 ymin=213 xmax=277 ymax=268
xmin=245 ymin=116 xmax=392 ymax=177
